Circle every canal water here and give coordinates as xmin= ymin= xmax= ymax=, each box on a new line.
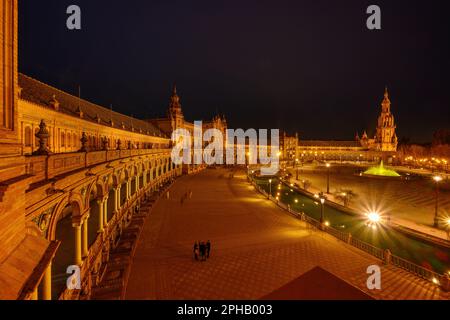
xmin=253 ymin=176 xmax=450 ymax=275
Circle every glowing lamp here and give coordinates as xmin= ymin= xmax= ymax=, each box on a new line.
xmin=368 ymin=212 xmax=381 ymax=223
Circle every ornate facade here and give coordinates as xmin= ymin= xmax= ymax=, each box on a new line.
xmin=0 ymin=0 xmax=182 ymax=300
xmin=282 ymin=88 xmax=398 ymax=163
xmin=148 ymin=85 xmax=228 ymax=172
xmin=148 ymin=84 xmax=228 ymax=138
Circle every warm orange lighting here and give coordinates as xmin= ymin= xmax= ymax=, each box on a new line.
xmin=433 ymin=176 xmax=443 ymax=183
xmin=368 ymin=212 xmax=381 ymax=223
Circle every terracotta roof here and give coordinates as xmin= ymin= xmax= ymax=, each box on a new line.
xmin=299 ymin=140 xmax=361 ymax=148
xmin=18 ymin=73 xmax=167 ymax=138
xmin=261 ymin=266 xmax=374 ymax=300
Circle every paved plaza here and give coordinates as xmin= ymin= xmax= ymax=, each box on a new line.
xmin=125 ymin=169 xmax=449 ymax=300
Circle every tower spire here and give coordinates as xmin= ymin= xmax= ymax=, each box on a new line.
xmin=172 ymin=83 xmax=177 ymax=96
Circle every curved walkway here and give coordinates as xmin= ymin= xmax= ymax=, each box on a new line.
xmin=125 ymin=169 xmax=448 ymax=300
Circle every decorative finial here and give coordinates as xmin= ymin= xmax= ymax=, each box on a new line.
xmin=384 ymin=86 xmax=389 ymax=98
xmin=33 ymin=120 xmax=52 ymax=155
xmin=79 ymin=132 xmax=89 ymax=152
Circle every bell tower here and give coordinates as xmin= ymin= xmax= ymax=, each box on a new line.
xmin=375 ymin=87 xmax=398 ymax=152
xmin=168 ymin=84 xmax=184 ymax=131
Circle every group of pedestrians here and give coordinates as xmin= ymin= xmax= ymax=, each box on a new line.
xmin=193 ymin=241 xmax=211 ymax=261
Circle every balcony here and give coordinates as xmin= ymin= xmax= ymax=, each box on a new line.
xmin=25 ymin=148 xmax=171 ymax=185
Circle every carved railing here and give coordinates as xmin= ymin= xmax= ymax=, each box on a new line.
xmin=25 ymin=148 xmax=171 ymax=184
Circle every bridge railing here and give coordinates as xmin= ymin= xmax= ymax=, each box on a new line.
xmin=248 ymin=175 xmax=447 ymax=289
xmin=390 ymin=254 xmax=443 ymax=283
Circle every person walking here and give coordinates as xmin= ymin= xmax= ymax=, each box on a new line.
xmin=193 ymin=241 xmax=199 ymax=261
xmin=206 ymin=240 xmax=211 ymax=259
xmin=199 ymin=241 xmax=206 ymax=261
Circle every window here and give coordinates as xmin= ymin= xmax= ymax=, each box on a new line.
xmin=61 ymin=132 xmax=65 ymax=147
xmin=24 ymin=127 xmax=32 ymax=147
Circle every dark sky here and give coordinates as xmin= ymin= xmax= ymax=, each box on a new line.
xmin=19 ymin=0 xmax=450 ymax=143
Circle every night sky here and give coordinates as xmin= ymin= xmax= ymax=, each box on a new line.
xmin=20 ymin=0 xmax=450 ymax=143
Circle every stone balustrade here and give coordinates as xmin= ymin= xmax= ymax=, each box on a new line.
xmin=25 ymin=148 xmax=171 ymax=185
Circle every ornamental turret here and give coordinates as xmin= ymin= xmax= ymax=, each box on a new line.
xmin=375 ymin=87 xmax=398 ymax=151
xmin=168 ymin=83 xmax=184 ymax=130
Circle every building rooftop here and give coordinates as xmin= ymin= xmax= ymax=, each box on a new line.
xmin=19 ymin=73 xmax=167 ymax=138
xmin=299 ymin=140 xmax=362 ymax=148
xmin=261 ymin=266 xmax=374 ymax=300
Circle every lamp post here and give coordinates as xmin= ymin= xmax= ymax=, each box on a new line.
xmin=269 ymin=179 xmax=272 ymax=199
xmin=326 ymin=163 xmax=331 ymax=194
xmin=296 ymin=159 xmax=299 ymax=180
xmin=433 ymin=176 xmax=442 ymax=228
xmin=320 ymin=197 xmax=325 ymax=224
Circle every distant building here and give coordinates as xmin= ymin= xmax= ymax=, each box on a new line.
xmin=283 ymin=88 xmax=398 ymax=163
xmin=148 ymin=84 xmax=227 ymax=138
xmin=147 ymin=85 xmax=228 ymax=171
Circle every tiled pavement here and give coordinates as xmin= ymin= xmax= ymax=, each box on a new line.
xmin=125 ymin=169 xmax=449 ymax=300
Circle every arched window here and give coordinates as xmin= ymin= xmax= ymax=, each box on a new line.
xmin=67 ymin=133 xmax=71 ymax=148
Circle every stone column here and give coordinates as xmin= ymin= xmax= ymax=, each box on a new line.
xmin=114 ymin=187 xmax=121 ymax=212
xmin=126 ymin=179 xmax=131 ymax=200
xmin=42 ymin=262 xmax=52 ymax=300
xmin=73 ymin=223 xmax=82 ymax=266
xmin=82 ymin=217 xmax=89 ymax=258
xmin=30 ymin=288 xmax=38 ymax=300
xmin=136 ymin=175 xmax=139 ymax=191
xmin=143 ymin=170 xmax=147 ymax=186
xmin=103 ymin=197 xmax=108 ymax=225
xmin=97 ymin=199 xmax=104 ymax=233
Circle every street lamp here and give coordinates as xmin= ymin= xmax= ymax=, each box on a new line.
xmin=326 ymin=163 xmax=331 ymax=194
xmin=295 ymin=158 xmax=299 ymax=180
xmin=368 ymin=212 xmax=381 ymax=223
xmin=433 ymin=176 xmax=442 ymax=228
xmin=269 ymin=179 xmax=272 ymax=199
xmin=320 ymin=197 xmax=325 ymax=224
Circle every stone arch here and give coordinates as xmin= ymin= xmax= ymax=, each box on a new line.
xmin=48 ymin=195 xmax=83 ymax=300
xmin=48 ymin=194 xmax=83 ymax=241
xmin=95 ymin=178 xmax=108 ymax=199
xmin=111 ymin=171 xmax=121 ymax=187
xmin=85 ymin=180 xmax=99 ymax=209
